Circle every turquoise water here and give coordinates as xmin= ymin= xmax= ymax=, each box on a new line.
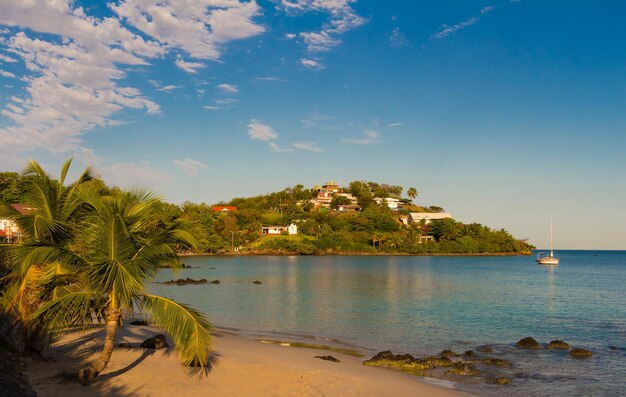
xmin=148 ymin=251 xmax=625 ymax=396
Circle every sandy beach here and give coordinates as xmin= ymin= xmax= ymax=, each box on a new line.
xmin=25 ymin=323 xmax=469 ymax=397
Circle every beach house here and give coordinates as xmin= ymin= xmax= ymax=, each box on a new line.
xmin=0 ymin=204 xmax=35 ymax=243
xmin=408 ymin=212 xmax=453 ymax=224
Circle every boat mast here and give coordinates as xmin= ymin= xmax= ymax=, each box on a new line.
xmin=549 ymin=217 xmax=554 ymax=258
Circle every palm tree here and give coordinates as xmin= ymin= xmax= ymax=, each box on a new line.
xmin=34 ymin=188 xmax=213 ymax=381
xmin=407 ymin=187 xmax=418 ymax=202
xmin=0 ymin=159 xmax=94 ymax=354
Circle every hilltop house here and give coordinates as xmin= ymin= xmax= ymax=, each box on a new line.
xmin=374 ymin=197 xmax=402 ymax=211
xmin=0 ymin=204 xmax=35 ymax=243
xmin=408 ymin=212 xmax=452 ymax=224
xmin=261 ymin=223 xmax=298 ymax=236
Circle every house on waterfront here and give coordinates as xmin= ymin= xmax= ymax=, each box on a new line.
xmin=0 ymin=204 xmax=35 ymax=243
xmin=408 ymin=212 xmax=452 ymax=224
xmin=261 ymin=223 xmax=298 ymax=235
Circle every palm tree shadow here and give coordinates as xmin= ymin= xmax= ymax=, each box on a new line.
xmin=95 ymin=348 xmax=156 ymax=380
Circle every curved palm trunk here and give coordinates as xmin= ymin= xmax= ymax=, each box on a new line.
xmin=79 ymin=305 xmax=120 ymax=381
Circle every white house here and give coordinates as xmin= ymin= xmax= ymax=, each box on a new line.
xmin=408 ymin=212 xmax=453 ymax=225
xmin=261 ymin=223 xmax=298 ymax=235
xmin=374 ymin=197 xmax=401 ymax=210
xmin=0 ymin=204 xmax=35 ymax=243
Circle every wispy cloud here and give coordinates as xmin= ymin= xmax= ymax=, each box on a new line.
xmin=173 ymin=158 xmax=208 ymax=176
xmin=248 ymin=119 xmax=278 ymax=141
xmin=293 ymin=141 xmax=323 ymax=152
xmin=389 ymin=27 xmax=409 ymax=47
xmin=255 ymin=76 xmax=288 ymax=82
xmin=0 ymin=69 xmax=16 ymax=78
xmin=157 ymin=85 xmax=181 ymax=92
xmin=431 ymin=6 xmax=495 ymax=40
xmin=100 ymin=161 xmax=172 ymax=187
xmin=301 ymin=113 xmax=333 ymax=128
xmin=269 ymin=142 xmax=294 ymax=152
xmin=301 ymin=58 xmax=325 ymax=70
xmin=0 ymin=53 xmax=18 ymax=63
xmin=175 ymin=56 xmax=204 ymax=74
xmin=217 ymin=83 xmax=239 ymax=94
xmin=341 ymin=129 xmax=382 ymax=145
xmin=388 ymin=122 xmax=405 ymax=127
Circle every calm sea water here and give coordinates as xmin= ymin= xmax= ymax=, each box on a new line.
xmin=148 ymin=251 xmax=625 ymax=396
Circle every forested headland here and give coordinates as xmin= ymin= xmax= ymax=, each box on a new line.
xmin=1 ymin=172 xmax=533 ymax=256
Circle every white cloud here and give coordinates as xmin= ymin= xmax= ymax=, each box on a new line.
xmin=0 ymin=69 xmax=16 ymax=78
xmin=217 ymin=83 xmax=239 ymax=94
xmin=293 ymin=141 xmax=323 ymax=152
xmin=0 ymin=0 xmax=264 ymax=165
xmin=248 ymin=119 xmax=278 ymax=141
xmin=215 ymin=98 xmax=238 ymax=104
xmin=481 ymin=6 xmax=495 ymax=15
xmin=285 ymin=33 xmax=296 ymax=39
xmin=111 ymin=0 xmax=264 ymax=59
xmin=202 ymin=105 xmax=222 ymax=110
xmin=301 ymin=112 xmax=333 ymax=128
xmin=389 ymin=27 xmax=409 ymax=47
xmin=341 ymin=129 xmax=382 ymax=145
xmin=388 ymin=122 xmax=404 ymax=127
xmin=280 ymin=0 xmax=366 ymax=53
xmin=157 ymin=85 xmax=181 ymax=92
xmin=301 ymin=58 xmax=325 ymax=70
xmin=175 ymin=56 xmax=204 ymax=74
xmin=173 ymin=158 xmax=208 ymax=176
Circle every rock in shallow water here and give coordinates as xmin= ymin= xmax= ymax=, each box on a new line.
xmin=515 ymin=337 xmax=541 ymax=349
xmin=547 ymin=340 xmax=570 ymax=349
xmin=253 ymin=280 xmax=263 ymax=284
xmin=482 ymin=358 xmax=512 ymax=367
xmin=495 ymin=377 xmax=511 ymax=385
xmin=439 ymin=349 xmax=457 ymax=357
xmin=464 ymin=350 xmax=476 ymax=357
xmin=569 ymin=348 xmax=593 ymax=358
xmin=446 ymin=362 xmax=480 ymax=376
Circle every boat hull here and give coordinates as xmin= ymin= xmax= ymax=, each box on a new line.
xmin=536 ymin=258 xmax=559 ymax=266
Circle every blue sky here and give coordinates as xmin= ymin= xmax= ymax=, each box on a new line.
xmin=1 ymin=1 xmax=625 ymax=249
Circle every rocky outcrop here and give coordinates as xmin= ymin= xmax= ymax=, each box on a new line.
xmin=210 ymin=279 xmax=221 ymax=284
xmin=162 ymin=278 xmax=208 ymax=285
xmin=463 ymin=350 xmax=476 ymax=357
xmin=439 ymin=349 xmax=457 ymax=357
xmin=482 ymin=358 xmax=511 ymax=367
xmin=547 ymin=340 xmax=570 ymax=349
xmin=253 ymin=280 xmax=263 ymax=285
xmin=515 ymin=337 xmax=541 ymax=349
xmin=495 ymin=377 xmax=511 ymax=385
xmin=140 ymin=334 xmax=169 ymax=349
xmin=446 ymin=362 xmax=480 ymax=376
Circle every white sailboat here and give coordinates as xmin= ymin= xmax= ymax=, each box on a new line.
xmin=536 ymin=218 xmax=559 ymax=265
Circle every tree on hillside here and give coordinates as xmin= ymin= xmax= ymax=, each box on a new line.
xmin=407 ymin=187 xmax=418 ymax=202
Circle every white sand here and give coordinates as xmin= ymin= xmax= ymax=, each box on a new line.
xmin=26 ymin=324 xmax=471 ymax=397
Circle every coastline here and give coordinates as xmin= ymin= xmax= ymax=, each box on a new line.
xmin=178 ymin=251 xmax=532 ymax=257
xmin=26 ymin=323 xmax=470 ymax=397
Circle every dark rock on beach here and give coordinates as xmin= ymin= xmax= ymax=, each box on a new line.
xmin=315 ymin=355 xmax=340 ymax=363
xmin=547 ymin=340 xmax=570 ymax=350
xmin=210 ymin=279 xmax=221 ymax=284
xmin=569 ymin=348 xmax=593 ymax=358
xmin=464 ymin=350 xmax=476 ymax=357
xmin=140 ymin=334 xmax=169 ymax=350
xmin=609 ymin=345 xmax=618 ymax=350
xmin=253 ymin=280 xmax=263 ymax=284
xmin=515 ymin=337 xmax=541 ymax=349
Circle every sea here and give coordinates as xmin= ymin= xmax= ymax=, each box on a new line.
xmin=148 ymin=251 xmax=625 ymax=396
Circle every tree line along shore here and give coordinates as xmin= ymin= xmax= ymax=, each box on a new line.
xmin=1 ymin=172 xmax=533 ymax=256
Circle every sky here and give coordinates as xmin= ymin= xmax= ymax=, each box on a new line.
xmin=1 ymin=0 xmax=625 ymax=250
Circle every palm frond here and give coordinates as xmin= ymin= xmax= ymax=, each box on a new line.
xmin=31 ymin=291 xmax=102 ymax=332
xmin=141 ymin=294 xmax=214 ymax=374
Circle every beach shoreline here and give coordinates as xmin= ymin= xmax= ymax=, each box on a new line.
xmin=177 ymin=251 xmax=532 ymax=257
xmin=25 ymin=323 xmax=471 ymax=397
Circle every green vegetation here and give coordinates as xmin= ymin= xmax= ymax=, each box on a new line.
xmin=0 ymin=160 xmax=213 ymax=381
xmin=0 ymin=168 xmax=533 ymax=257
